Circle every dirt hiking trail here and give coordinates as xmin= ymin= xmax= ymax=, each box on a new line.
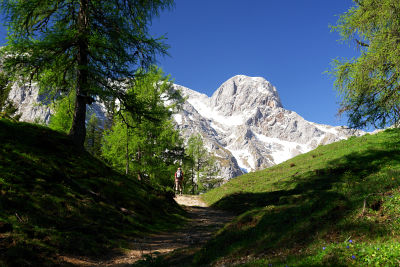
xmin=60 ymin=195 xmax=234 ymax=266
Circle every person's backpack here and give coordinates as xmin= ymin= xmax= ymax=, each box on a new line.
xmin=176 ymin=170 xmax=182 ymax=179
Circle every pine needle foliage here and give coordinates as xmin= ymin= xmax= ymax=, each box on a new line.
xmin=0 ymin=0 xmax=174 ymax=147
xmin=330 ymin=0 xmax=400 ymax=129
xmin=102 ymin=67 xmax=185 ymax=188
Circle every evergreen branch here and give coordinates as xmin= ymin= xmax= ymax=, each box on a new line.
xmin=355 ymin=39 xmax=369 ymax=47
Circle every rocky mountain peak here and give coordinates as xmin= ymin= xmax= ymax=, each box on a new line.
xmin=7 ymin=74 xmax=365 ymax=181
xmin=171 ymin=75 xmax=365 ymax=179
xmin=210 ymin=75 xmax=283 ymax=116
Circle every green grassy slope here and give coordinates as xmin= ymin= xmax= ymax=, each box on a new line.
xmin=0 ymin=119 xmax=185 ymax=266
xmin=196 ymin=129 xmax=400 ymax=266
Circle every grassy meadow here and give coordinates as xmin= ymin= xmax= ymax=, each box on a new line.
xmin=0 ymin=119 xmax=185 ymax=266
xmin=193 ymin=128 xmax=400 ymax=266
xmin=2 ymin=117 xmax=400 ymax=266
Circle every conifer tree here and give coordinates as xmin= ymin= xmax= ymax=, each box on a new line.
xmin=0 ymin=72 xmax=20 ymax=120
xmin=0 ymin=72 xmax=10 ymax=110
xmin=85 ymin=113 xmax=103 ymax=157
xmin=102 ymin=67 xmax=184 ymax=187
xmin=184 ymin=133 xmax=221 ymax=194
xmin=331 ymin=0 xmax=400 ymax=128
xmin=0 ymin=0 xmax=174 ymax=148
xmin=201 ymin=155 xmax=223 ymax=190
xmin=48 ymin=92 xmax=75 ymax=133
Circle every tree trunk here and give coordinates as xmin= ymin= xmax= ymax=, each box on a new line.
xmin=125 ymin=126 xmax=129 ymax=175
xmin=68 ymin=0 xmax=89 ymax=149
xmin=90 ymin=122 xmax=95 ymax=151
xmin=196 ymin=158 xmax=200 ymax=194
xmin=69 ymin=82 xmax=88 ymax=148
xmin=191 ymin=162 xmax=194 ymax=195
xmin=137 ymin=145 xmax=142 ymax=181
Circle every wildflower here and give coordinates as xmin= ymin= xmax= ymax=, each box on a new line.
xmin=352 ymin=255 xmax=356 ymax=259
xmin=323 ymin=247 xmax=326 ymax=250
xmin=349 ymin=240 xmax=353 ymax=243
xmin=377 ymin=248 xmax=380 ymax=250
xmin=346 ymin=245 xmax=349 ymax=249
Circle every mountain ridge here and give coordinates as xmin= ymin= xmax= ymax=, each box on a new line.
xmin=6 ymin=74 xmax=365 ymax=180
xmin=172 ymin=75 xmax=364 ymax=179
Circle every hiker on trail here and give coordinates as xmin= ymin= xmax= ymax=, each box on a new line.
xmin=174 ymin=167 xmax=184 ymax=195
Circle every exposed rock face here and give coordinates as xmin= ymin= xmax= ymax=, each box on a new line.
xmin=7 ymin=83 xmax=108 ymax=126
xmin=211 ymin=75 xmax=282 ymax=114
xmin=172 ymin=75 xmax=364 ymax=180
xmin=8 ymin=74 xmax=364 ymax=180
xmin=8 ymin=83 xmax=52 ymax=123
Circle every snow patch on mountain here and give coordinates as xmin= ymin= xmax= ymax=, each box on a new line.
xmin=173 ymin=114 xmax=183 ymax=125
xmin=228 ymin=148 xmax=255 ymax=173
xmin=254 ymin=133 xmax=309 ymax=164
xmin=7 ymin=74 xmax=365 ymax=180
xmin=173 ymin=75 xmax=365 ymax=179
xmin=186 ymin=96 xmax=245 ymax=126
xmin=310 ymin=122 xmax=341 ymax=136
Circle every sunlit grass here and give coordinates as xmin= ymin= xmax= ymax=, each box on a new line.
xmin=194 ymin=129 xmax=400 ymax=266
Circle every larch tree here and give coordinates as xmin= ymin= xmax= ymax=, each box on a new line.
xmin=0 ymin=0 xmax=174 ymax=148
xmin=102 ymin=66 xmax=185 ymax=187
xmin=0 ymin=72 xmax=20 ymax=120
xmin=184 ymin=133 xmax=215 ymax=194
xmin=201 ymin=155 xmax=222 ymax=190
xmin=85 ymin=112 xmax=103 ymax=157
xmin=48 ymin=91 xmax=75 ymax=133
xmin=330 ymin=0 xmax=400 ymax=129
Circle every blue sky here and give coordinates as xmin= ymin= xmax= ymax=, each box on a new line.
xmin=0 ymin=1 xmax=358 ymax=127
xmin=149 ymin=0 xmax=358 ymax=126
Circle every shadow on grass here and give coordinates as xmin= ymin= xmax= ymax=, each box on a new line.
xmin=193 ymin=146 xmax=400 ymax=265
xmin=0 ymin=119 xmax=186 ymax=266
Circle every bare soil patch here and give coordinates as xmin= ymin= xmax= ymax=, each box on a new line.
xmin=60 ymin=195 xmax=234 ymax=266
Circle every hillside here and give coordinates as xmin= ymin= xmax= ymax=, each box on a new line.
xmin=7 ymin=75 xmax=364 ymax=181
xmin=191 ymin=128 xmax=400 ymax=266
xmin=0 ymin=119 xmax=185 ymax=266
